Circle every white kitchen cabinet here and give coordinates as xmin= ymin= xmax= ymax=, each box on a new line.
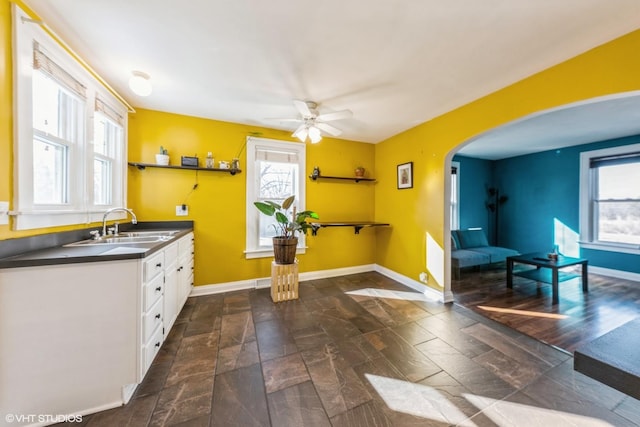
xmin=162 ymin=232 xmax=193 ymax=334
xmin=177 ymin=232 xmax=194 ymax=308
xmin=0 ymin=260 xmax=139 ymax=424
xmin=0 ymin=231 xmax=195 ymax=424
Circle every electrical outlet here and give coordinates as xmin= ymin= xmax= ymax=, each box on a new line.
xmin=176 ymin=205 xmax=188 ymax=216
xmin=0 ymin=201 xmax=8 ymax=225
xmin=419 ymin=272 xmax=428 ymax=283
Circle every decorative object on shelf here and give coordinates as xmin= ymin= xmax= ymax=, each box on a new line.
xmin=205 ymin=152 xmax=214 ymax=168
xmin=231 ymin=158 xmax=240 ymax=170
xmin=354 ymin=166 xmax=365 ymax=178
xmin=219 ymin=160 xmax=229 ymax=169
xmin=309 ymin=166 xmax=375 ymax=183
xmin=253 ymin=195 xmax=319 ymax=264
xmin=127 ymin=162 xmax=241 ymax=175
xmin=156 ymin=146 xmax=169 ymax=166
xmin=181 ymin=156 xmax=199 ymax=167
xmin=397 ymin=161 xmax=413 ymax=189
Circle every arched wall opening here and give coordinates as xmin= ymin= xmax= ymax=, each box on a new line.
xmin=441 ymin=91 xmax=640 ymax=300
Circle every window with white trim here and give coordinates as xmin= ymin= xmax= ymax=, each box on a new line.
xmin=579 ymin=143 xmax=640 ymax=253
xmin=245 ymin=137 xmax=306 ymax=259
xmin=450 ymin=162 xmax=460 ymax=230
xmin=12 ymin=5 xmax=127 ymax=230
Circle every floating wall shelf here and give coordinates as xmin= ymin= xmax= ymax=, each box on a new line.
xmin=309 ymin=166 xmax=375 ymax=183
xmin=310 ymin=221 xmax=390 ymax=235
xmin=128 ymin=162 xmax=241 ymax=175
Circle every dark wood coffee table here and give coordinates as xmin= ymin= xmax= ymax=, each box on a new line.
xmin=506 ymin=252 xmax=588 ymax=304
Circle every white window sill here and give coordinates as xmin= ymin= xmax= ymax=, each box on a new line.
xmin=579 ymin=241 xmax=640 ymax=255
xmin=244 ymin=247 xmax=307 ymax=260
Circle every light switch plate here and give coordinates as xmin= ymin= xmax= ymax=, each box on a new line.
xmin=0 ymin=201 xmax=8 ymax=225
xmin=176 ymin=205 xmax=188 ymax=216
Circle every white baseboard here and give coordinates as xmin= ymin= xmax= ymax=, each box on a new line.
xmin=373 ymin=264 xmax=446 ymax=302
xmin=190 ymin=279 xmax=257 ymax=296
xmin=190 ymin=264 xmax=377 ymax=297
xmin=589 ymin=266 xmax=640 ymax=282
xmin=188 ymin=263 xmax=449 ymax=302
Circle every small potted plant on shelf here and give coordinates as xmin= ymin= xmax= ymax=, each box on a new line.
xmin=156 ymin=146 xmax=169 ymax=166
xmin=254 ymin=195 xmax=319 ymax=264
xmin=354 ymin=166 xmax=365 ymax=178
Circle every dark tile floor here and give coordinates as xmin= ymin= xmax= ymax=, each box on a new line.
xmin=70 ymin=272 xmax=640 ymax=426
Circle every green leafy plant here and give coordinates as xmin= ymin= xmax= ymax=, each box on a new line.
xmin=254 ymin=195 xmax=319 ymax=238
xmin=159 ymin=146 xmax=168 ymax=155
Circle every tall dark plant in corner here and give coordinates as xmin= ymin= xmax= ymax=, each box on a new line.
xmin=486 ymin=187 xmax=508 ymax=245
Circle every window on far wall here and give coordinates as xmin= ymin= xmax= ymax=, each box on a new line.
xmin=579 ymin=143 xmax=640 ymax=254
xmin=450 ymin=162 xmax=460 ymax=230
xmin=245 ymin=137 xmax=307 ymax=259
xmin=12 ymin=5 xmax=127 ymax=230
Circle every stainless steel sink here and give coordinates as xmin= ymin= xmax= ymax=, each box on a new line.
xmin=65 ymin=235 xmax=174 ymax=246
xmin=120 ymin=230 xmax=181 ymax=237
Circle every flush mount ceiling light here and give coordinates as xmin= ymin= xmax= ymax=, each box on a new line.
xmin=128 ymin=70 xmax=152 ymax=96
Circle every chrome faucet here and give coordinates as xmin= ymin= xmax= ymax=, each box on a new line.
xmin=102 ymin=207 xmax=137 ymax=237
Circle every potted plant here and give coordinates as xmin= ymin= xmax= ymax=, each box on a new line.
xmin=156 ymin=146 xmax=169 ymax=165
xmin=254 ymin=195 xmax=319 ymax=264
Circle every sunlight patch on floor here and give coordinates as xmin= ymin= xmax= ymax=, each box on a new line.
xmin=346 ymin=288 xmax=439 ymax=302
xmin=463 ymin=394 xmax=615 ymax=427
xmin=366 ymin=373 xmax=614 ymax=427
xmin=365 ymin=374 xmax=473 ymax=425
xmin=478 ymin=305 xmax=569 ymax=319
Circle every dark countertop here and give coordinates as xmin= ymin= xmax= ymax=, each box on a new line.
xmin=0 ymin=221 xmax=194 ymax=269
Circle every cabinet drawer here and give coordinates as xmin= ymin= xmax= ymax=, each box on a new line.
xmin=144 ymin=273 xmax=164 ymax=311
xmin=143 ymin=297 xmax=163 ymax=343
xmin=143 ymin=251 xmax=165 ymax=282
xmin=143 ymin=325 xmax=163 ymax=374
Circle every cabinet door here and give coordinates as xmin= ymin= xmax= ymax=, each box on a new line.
xmin=163 ymin=266 xmax=178 ymax=332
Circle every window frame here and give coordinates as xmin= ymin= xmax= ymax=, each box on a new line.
xmin=12 ymin=5 xmax=128 ymax=230
xmin=450 ymin=161 xmax=460 ymax=230
xmin=245 ymin=137 xmax=307 ymax=259
xmin=579 ymin=143 xmax=640 ymax=255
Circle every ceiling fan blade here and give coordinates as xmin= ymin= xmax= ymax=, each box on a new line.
xmin=316 ymin=109 xmax=352 ymax=122
xmin=265 ymin=118 xmax=302 ymax=123
xmin=315 ymin=122 xmax=342 ymax=136
xmin=293 ymin=100 xmax=312 ymax=117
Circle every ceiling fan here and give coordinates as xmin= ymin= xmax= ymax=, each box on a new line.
xmin=272 ymin=100 xmax=352 ymax=143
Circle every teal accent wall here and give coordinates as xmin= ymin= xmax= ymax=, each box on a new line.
xmin=493 ymin=134 xmax=640 ymax=273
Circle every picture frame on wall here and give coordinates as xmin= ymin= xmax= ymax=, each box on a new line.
xmin=397 ymin=161 xmax=413 ymax=189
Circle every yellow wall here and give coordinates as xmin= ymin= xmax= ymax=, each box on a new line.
xmin=375 ymin=29 xmax=640 ymax=289
xmin=128 ymin=109 xmax=376 ymax=286
xmin=3 ymin=0 xmax=640 ymax=292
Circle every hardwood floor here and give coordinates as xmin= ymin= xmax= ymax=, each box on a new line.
xmin=58 ymin=272 xmax=640 ymax=426
xmin=452 ymin=264 xmax=640 ymax=353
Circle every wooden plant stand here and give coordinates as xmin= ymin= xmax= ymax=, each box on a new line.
xmin=270 ymin=260 xmax=299 ymax=302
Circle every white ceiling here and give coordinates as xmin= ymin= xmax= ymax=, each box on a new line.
xmin=24 ymin=0 xmax=640 ymax=156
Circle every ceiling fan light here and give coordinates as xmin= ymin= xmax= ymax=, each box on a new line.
xmin=129 ymin=70 xmax=152 ymax=96
xmin=293 ymin=126 xmax=308 ymax=142
xmin=308 ymin=126 xmax=322 ymax=143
